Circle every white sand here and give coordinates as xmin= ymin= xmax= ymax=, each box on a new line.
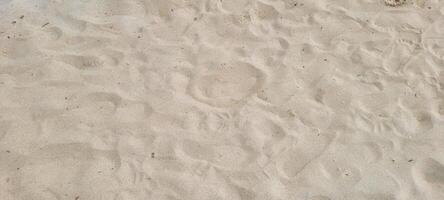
xmin=1 ymin=0 xmax=444 ymax=199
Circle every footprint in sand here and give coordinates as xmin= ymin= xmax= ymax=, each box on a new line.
xmin=392 ymin=108 xmax=433 ymax=138
xmin=188 ymin=61 xmax=265 ymax=107
xmin=9 ymin=143 xmax=120 ymax=200
xmin=417 ymin=158 xmax=444 ymax=185
xmin=384 ymin=0 xmax=407 ymax=7
xmin=412 ymin=158 xmax=444 ymax=199
xmin=57 ymin=55 xmax=103 ymax=70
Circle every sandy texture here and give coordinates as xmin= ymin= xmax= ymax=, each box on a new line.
xmin=1 ymin=0 xmax=444 ymax=199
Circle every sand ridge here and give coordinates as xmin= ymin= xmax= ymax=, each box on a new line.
xmin=1 ymin=0 xmax=444 ymax=199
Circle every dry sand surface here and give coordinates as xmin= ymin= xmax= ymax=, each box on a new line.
xmin=1 ymin=0 xmax=444 ymax=199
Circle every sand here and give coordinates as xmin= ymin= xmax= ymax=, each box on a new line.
xmin=1 ymin=0 xmax=444 ymax=199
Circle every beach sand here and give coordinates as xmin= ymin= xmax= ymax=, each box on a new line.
xmin=1 ymin=0 xmax=444 ymax=199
